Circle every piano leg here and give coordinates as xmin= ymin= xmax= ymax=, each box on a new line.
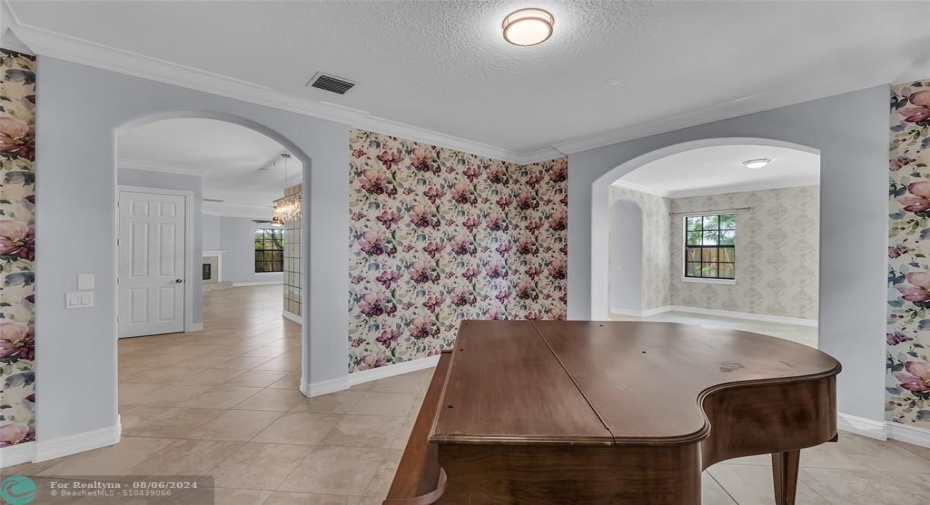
xmin=772 ymin=450 xmax=800 ymax=505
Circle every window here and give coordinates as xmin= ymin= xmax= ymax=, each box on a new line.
xmin=684 ymin=214 xmax=735 ymax=280
xmin=255 ymin=228 xmax=284 ymax=273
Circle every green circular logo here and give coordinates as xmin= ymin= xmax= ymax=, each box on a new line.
xmin=0 ymin=475 xmax=36 ymax=505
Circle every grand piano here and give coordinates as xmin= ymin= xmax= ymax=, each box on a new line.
xmin=384 ymin=320 xmax=841 ymax=505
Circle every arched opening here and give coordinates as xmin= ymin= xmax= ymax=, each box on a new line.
xmin=593 ymin=138 xmax=821 ymax=348
xmin=609 ymin=198 xmax=643 ymax=314
xmin=113 ymin=112 xmax=314 ymax=437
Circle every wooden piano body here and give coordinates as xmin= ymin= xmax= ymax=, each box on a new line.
xmin=385 ymin=320 xmax=841 ymax=505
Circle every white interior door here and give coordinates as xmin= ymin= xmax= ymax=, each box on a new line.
xmin=118 ymin=190 xmax=187 ymax=337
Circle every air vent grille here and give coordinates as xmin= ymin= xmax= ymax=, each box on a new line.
xmin=203 ymin=198 xmax=225 ymax=203
xmin=308 ymin=72 xmax=356 ymax=95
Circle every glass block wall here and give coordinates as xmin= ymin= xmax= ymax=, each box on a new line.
xmin=283 ymin=183 xmax=302 ymax=318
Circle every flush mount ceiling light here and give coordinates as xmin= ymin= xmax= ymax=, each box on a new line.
xmin=502 ymin=8 xmax=554 ymax=46
xmin=742 ymin=158 xmax=772 ymax=169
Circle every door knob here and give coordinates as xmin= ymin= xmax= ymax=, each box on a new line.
xmin=175 ymin=279 xmax=183 ymax=283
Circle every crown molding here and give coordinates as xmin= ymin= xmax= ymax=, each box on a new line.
xmin=610 ymin=180 xmax=668 ymax=198
xmin=119 ymin=157 xmax=211 ymax=177
xmin=203 ymin=202 xmax=273 ymax=220
xmin=612 ymin=175 xmax=820 ymax=199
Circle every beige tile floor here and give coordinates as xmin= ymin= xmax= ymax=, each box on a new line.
xmin=3 ymin=287 xmax=928 ymax=504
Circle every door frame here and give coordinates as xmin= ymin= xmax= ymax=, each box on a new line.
xmin=117 ymin=185 xmax=195 ymax=334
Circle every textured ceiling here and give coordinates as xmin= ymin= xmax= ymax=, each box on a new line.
xmin=9 ymin=1 xmax=930 ymax=156
xmin=118 ymin=118 xmax=301 ymax=219
xmin=613 ymin=145 xmax=820 ymax=198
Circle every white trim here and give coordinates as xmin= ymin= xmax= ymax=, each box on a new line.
xmin=117 ymin=186 xmax=196 ymax=334
xmin=301 ymin=376 xmax=350 ymax=398
xmin=232 ymin=281 xmax=282 ymax=287
xmin=681 ymin=277 xmax=736 ymax=286
xmin=202 ymin=251 xmax=225 ymax=283
xmin=34 ymin=424 xmax=121 ymax=462
xmin=612 ymin=176 xmax=820 ymax=199
xmin=668 ymin=305 xmax=818 ymax=327
xmin=837 ymin=413 xmax=888 ymax=441
xmin=886 ymin=421 xmax=930 ymax=449
xmin=349 ymin=355 xmax=441 ymax=386
xmin=186 ymin=323 xmax=204 ymax=332
xmin=282 ymin=310 xmax=303 ymax=325
xmin=0 ymin=441 xmax=36 ymax=468
xmin=609 ymin=306 xmax=674 ymax=318
xmin=120 ymin=158 xmax=210 ymax=177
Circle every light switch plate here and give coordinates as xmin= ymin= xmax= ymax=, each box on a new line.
xmin=66 ymin=292 xmax=94 ymax=309
xmin=78 ymin=273 xmax=95 ymax=290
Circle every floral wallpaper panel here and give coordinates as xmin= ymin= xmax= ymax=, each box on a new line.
xmin=0 ymin=48 xmax=36 ymax=448
xmin=348 ymin=130 xmax=568 ymax=372
xmin=887 ymin=80 xmax=930 ymax=429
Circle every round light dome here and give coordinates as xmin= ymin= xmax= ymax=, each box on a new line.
xmin=502 ymin=8 xmax=554 ymax=47
xmin=742 ymin=158 xmax=772 ymax=169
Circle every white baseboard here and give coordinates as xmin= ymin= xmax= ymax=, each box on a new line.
xmin=887 ymin=421 xmax=930 ymax=449
xmin=34 ymin=423 xmax=121 ymax=462
xmin=668 ymin=306 xmax=818 ymax=327
xmin=609 ymin=306 xmax=672 ymax=318
xmin=282 ymin=311 xmax=303 ymax=325
xmin=232 ymin=281 xmax=282 ymax=287
xmin=0 ymin=441 xmax=36 ymax=468
xmin=185 ymin=323 xmax=203 ymax=332
xmin=301 ymin=376 xmax=350 ymax=398
xmin=837 ymin=413 xmax=888 ymax=441
xmin=349 ymin=355 xmax=441 ymax=386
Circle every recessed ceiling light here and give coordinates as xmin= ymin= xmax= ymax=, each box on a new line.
xmin=502 ymin=8 xmax=554 ymax=47
xmin=742 ymin=158 xmax=772 ymax=169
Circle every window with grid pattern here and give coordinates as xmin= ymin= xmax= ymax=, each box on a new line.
xmin=254 ymin=228 xmax=284 ymax=273
xmin=684 ymin=214 xmax=735 ymax=280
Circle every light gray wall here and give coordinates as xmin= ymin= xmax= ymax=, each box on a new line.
xmin=609 ymin=198 xmax=643 ymax=312
xmin=35 ymin=57 xmax=349 ymax=443
xmin=220 ymin=216 xmax=283 ymax=284
xmin=568 ymin=86 xmax=889 ymax=423
xmin=609 ymin=186 xmax=672 ymax=311
xmin=202 ymin=214 xmax=222 ymax=252
xmin=117 ymin=167 xmax=204 ymax=325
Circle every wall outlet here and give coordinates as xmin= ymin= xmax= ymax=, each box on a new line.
xmin=78 ymin=273 xmax=95 ymax=290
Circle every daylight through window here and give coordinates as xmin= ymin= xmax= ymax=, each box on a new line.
xmin=685 ymin=214 xmax=735 ymax=280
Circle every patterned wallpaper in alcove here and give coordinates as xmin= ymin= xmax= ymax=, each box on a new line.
xmin=348 ymin=130 xmax=568 ymax=372
xmin=608 ymin=186 xmax=671 ymax=311
xmin=887 ymin=79 xmax=930 ymax=429
xmin=0 ymin=49 xmax=36 ymax=448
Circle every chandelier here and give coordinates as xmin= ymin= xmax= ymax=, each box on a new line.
xmin=272 ymin=153 xmax=301 ymax=225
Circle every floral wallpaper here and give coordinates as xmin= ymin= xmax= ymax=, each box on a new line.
xmin=608 ymin=186 xmax=671 ymax=311
xmin=887 ymin=79 xmax=930 ymax=429
xmin=0 ymin=49 xmax=36 ymax=448
xmin=348 ymin=130 xmax=568 ymax=371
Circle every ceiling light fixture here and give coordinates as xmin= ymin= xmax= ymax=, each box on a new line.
xmin=273 ymin=153 xmax=301 ymax=224
xmin=742 ymin=158 xmax=772 ymax=169
xmin=502 ymin=8 xmax=554 ymax=46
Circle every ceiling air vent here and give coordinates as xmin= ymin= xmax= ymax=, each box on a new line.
xmin=307 ymin=72 xmax=356 ymax=95
xmin=203 ymin=198 xmax=225 ymax=203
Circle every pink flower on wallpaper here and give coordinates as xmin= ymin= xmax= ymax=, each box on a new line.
xmin=423 ymin=186 xmax=445 ymax=204
xmin=461 ymin=267 xmax=480 ymax=281
xmin=351 ymin=148 xmax=366 ymax=159
xmin=549 ymin=307 xmax=567 ymax=320
xmin=409 ymin=148 xmax=438 ymax=174
xmin=376 ymin=269 xmax=402 ymax=289
xmin=525 ymin=311 xmax=540 ymax=320
xmin=487 ymin=165 xmax=507 ymax=185
xmin=547 ymin=258 xmax=567 ymax=280
xmin=359 ymin=291 xmax=393 ymax=317
xmin=409 ymin=261 xmax=436 ymax=284
xmin=548 ymin=160 xmax=568 ymax=183
xmin=377 ymin=150 xmax=403 ymax=170
xmin=350 ymin=274 xmax=364 ymax=285
xmin=403 ymin=187 xmax=416 ymax=196
xmin=495 ymin=289 xmax=512 ymax=304
xmin=423 ymin=241 xmax=445 ymax=259
xmin=889 ymin=245 xmax=913 ymax=259
xmin=485 ymin=212 xmax=505 ymax=231
xmin=0 ymin=322 xmax=34 ymax=360
xmin=463 ymin=166 xmax=481 ymax=182
xmin=462 ymin=216 xmax=480 ymax=233
xmin=0 ymin=221 xmax=34 ymax=261
xmin=887 ymin=331 xmax=914 ymax=346
xmin=515 ymin=191 xmax=538 ymax=211
xmin=495 ymin=241 xmax=512 ymax=257
xmin=409 ymin=318 xmax=434 ymax=339
xmin=486 ymin=260 xmax=507 ymax=279
xmin=895 ymin=271 xmax=930 ymax=303
xmin=358 ymin=231 xmax=394 ymax=256
xmin=486 ymin=307 xmax=504 ymax=320
xmin=450 ymin=183 xmax=476 ymax=205
xmin=376 ymin=329 xmax=401 ymax=349
xmin=0 ymin=116 xmax=35 ymax=160
xmin=423 ymin=295 xmax=444 ymax=313
xmin=359 ymin=169 xmax=393 ymax=195
xmin=350 ymin=337 xmax=365 ymax=348
xmin=515 ymin=281 xmax=537 ymax=300
xmin=897 ymin=181 xmax=930 ymax=213
xmin=894 ymin=360 xmax=930 ymax=393
xmin=496 ymin=196 xmax=513 ymax=210
xmin=515 ymin=236 xmax=539 ymax=256
xmin=560 ymin=194 xmax=568 ymax=205
xmin=0 ymin=423 xmax=31 ymax=448
xmin=525 ymin=172 xmax=543 ymax=188
xmin=351 ymin=211 xmax=365 ymax=221
xmin=891 ymin=156 xmax=917 ymax=171
xmin=409 ymin=205 xmax=434 ymax=228
xmin=450 ymin=287 xmax=476 ymax=307
xmin=451 ymin=235 xmax=475 ymax=255
xmin=525 ymin=219 xmax=543 ymax=233
xmin=358 ymin=354 xmax=388 ymax=371
xmin=548 ymin=211 xmax=567 ymax=231
xmin=899 ymin=90 xmax=930 ymax=123
xmin=376 ymin=210 xmax=402 ymax=229
xmin=525 ymin=264 xmax=543 ymax=279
